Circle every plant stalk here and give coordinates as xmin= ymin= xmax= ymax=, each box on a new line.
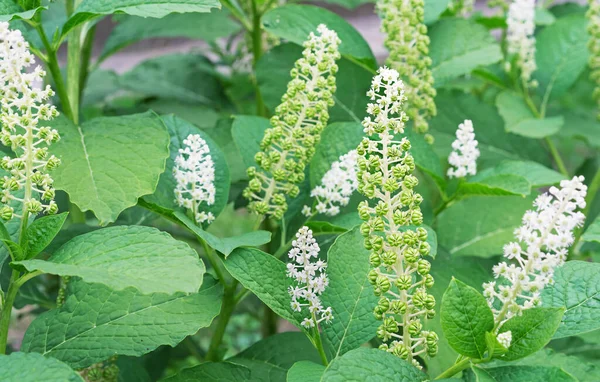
xmin=434 ymin=357 xmax=472 ymax=380
xmin=312 ymin=324 xmax=329 ymax=366
xmin=206 ymin=284 xmax=237 ymax=361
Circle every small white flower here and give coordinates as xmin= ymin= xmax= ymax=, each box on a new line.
xmin=173 ymin=134 xmax=216 ymax=224
xmin=506 ymin=0 xmax=537 ymax=87
xmin=288 ymin=226 xmax=333 ymax=327
xmin=447 ymin=120 xmax=479 ymax=179
xmin=497 ymin=331 xmax=512 ymax=348
xmin=484 ymin=176 xmax=587 ymax=327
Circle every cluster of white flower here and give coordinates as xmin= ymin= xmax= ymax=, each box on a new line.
xmin=497 ymin=331 xmax=512 ymax=349
xmin=287 ymin=226 xmax=333 ymax=329
xmin=303 ymin=150 xmax=359 ymax=217
xmin=363 ymin=67 xmax=408 ymax=136
xmin=0 ymin=22 xmax=60 ymax=221
xmin=483 ymin=176 xmax=587 ymax=327
xmin=173 ymin=134 xmax=216 ymax=224
xmin=447 ymin=120 xmax=480 ymax=179
xmin=506 ymin=0 xmax=537 ymax=87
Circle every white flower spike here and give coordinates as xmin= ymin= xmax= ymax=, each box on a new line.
xmin=483 ymin=176 xmax=587 ymax=327
xmin=506 ymin=0 xmax=537 ymax=88
xmin=0 ymin=22 xmax=60 ymax=221
xmin=173 ymin=134 xmax=216 ymax=224
xmin=287 ymin=226 xmax=333 ymax=328
xmin=447 ymin=119 xmax=480 ymax=179
xmin=303 ymin=149 xmax=359 ymax=217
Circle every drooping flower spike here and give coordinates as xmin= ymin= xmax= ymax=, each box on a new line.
xmin=483 ymin=176 xmax=587 ymax=328
xmin=173 ymin=134 xmax=216 ymax=224
xmin=588 ymin=0 xmax=600 ymax=119
xmin=447 ymin=119 xmax=480 ymax=179
xmin=287 ymin=226 xmax=333 ymax=329
xmin=0 ymin=22 xmax=60 ymax=221
xmin=506 ymin=0 xmax=537 ymax=88
xmin=377 ymin=0 xmax=436 ymax=134
xmin=358 ymin=67 xmax=437 ymax=367
xmin=243 ymin=25 xmax=341 ymax=220
xmin=302 ymin=149 xmax=359 ymax=217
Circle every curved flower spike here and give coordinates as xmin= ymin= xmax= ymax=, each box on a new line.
xmin=506 ymin=0 xmax=538 ymax=88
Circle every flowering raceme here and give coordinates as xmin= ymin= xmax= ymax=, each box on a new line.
xmin=303 ymin=149 xmax=359 ymax=217
xmin=0 ymin=22 xmax=60 ymax=221
xmin=447 ymin=120 xmax=480 ymax=179
xmin=243 ymin=25 xmax=341 ymax=220
xmin=506 ymin=0 xmax=537 ymax=88
xmin=287 ymin=226 xmax=333 ymax=328
xmin=483 ymin=176 xmax=587 ymax=328
xmin=358 ymin=68 xmax=437 ymax=367
xmin=173 ymin=134 xmax=216 ymax=224
xmin=377 ymin=0 xmax=436 ymax=134
xmin=588 ymin=0 xmax=600 ymax=119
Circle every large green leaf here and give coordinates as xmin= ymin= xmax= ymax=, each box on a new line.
xmin=424 ymin=0 xmax=451 ymax=24
xmin=22 ymin=277 xmax=222 ymax=369
xmin=459 ymin=174 xmax=531 ymax=197
xmin=287 ymin=361 xmax=325 ymax=382
xmin=405 ymin=129 xmax=445 ymax=186
xmin=100 ymin=9 xmax=238 ymax=61
xmin=0 ymin=0 xmax=44 ymax=21
xmin=0 ymin=352 xmax=83 ymax=382
xmin=496 ymin=92 xmax=563 ymax=138
xmin=49 ymin=112 xmax=170 ymax=225
xmin=441 ymin=278 xmax=494 ymax=359
xmin=14 ymin=226 xmax=205 ymax=294
xmin=256 ymin=43 xmax=372 ymax=123
xmin=534 ymin=14 xmax=589 ymax=102
xmin=506 ymin=349 xmax=600 ymax=382
xmin=161 ymin=362 xmax=250 ymax=381
xmin=321 ymin=348 xmax=428 ymax=381
xmin=542 ymin=261 xmax=600 ymax=338
xmin=62 ymin=0 xmax=220 ymax=38
xmin=229 ymin=332 xmax=322 ymax=382
xmin=467 ymin=365 xmax=576 ymax=382
xmin=22 ymin=212 xmax=69 ymax=260
xmin=321 ymin=227 xmax=379 ymax=359
xmin=582 ymin=217 xmax=600 ymax=244
xmin=429 ymin=18 xmax=502 ymax=87
xmin=143 ymin=115 xmax=230 ymax=224
xmin=473 ymin=161 xmax=565 ymax=188
xmin=261 ymin=5 xmax=376 ymax=71
xmin=231 ymin=115 xmax=270 ymax=169
xmin=436 ymin=195 xmax=535 ymax=258
xmin=499 ymin=307 xmax=564 ymax=361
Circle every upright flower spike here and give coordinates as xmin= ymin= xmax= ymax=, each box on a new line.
xmin=302 ymin=149 xmax=359 ymax=217
xmin=377 ymin=0 xmax=436 ymax=134
xmin=357 ymin=68 xmax=437 ymax=367
xmin=506 ymin=0 xmax=537 ymax=88
xmin=173 ymin=134 xmax=216 ymax=224
xmin=243 ymin=25 xmax=341 ymax=220
xmin=483 ymin=176 xmax=587 ymax=328
xmin=287 ymin=226 xmax=333 ymax=328
xmin=0 ymin=22 xmax=60 ymax=221
xmin=447 ymin=119 xmax=480 ymax=179
xmin=587 ymin=0 xmax=600 ymax=119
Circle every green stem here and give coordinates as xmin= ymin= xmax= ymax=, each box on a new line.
xmin=67 ymin=25 xmax=82 ymax=124
xmin=545 ymin=137 xmax=569 ymax=177
xmin=434 ymin=357 xmax=472 ymax=380
xmin=206 ymin=284 xmax=237 ymax=361
xmin=311 ymin=318 xmax=328 ymax=366
xmin=78 ymin=24 xmax=96 ymax=103
xmin=220 ymin=0 xmax=252 ymax=30
xmin=201 ymin=240 xmax=228 ymax=287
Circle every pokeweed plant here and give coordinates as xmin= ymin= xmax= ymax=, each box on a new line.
xmin=0 ymin=0 xmax=597 ymax=381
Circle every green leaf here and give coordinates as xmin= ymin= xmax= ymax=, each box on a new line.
xmin=473 ymin=160 xmax=565 ymax=188
xmin=142 ymin=115 xmax=230 ymax=224
xmin=223 ymin=247 xmax=304 ymax=328
xmin=441 ymin=278 xmax=494 ymax=359
xmin=424 ymin=0 xmax=451 ymax=25
xmin=535 ymin=8 xmax=556 ymax=25
xmin=496 ymin=92 xmax=563 ymax=138
xmin=499 ymin=307 xmax=564 ymax=361
xmin=229 ymin=332 xmax=322 ymax=382
xmin=507 ymin=349 xmax=600 ymax=382
xmin=49 ymin=112 xmax=170 ymax=225
xmin=173 ymin=210 xmax=271 ymax=257
xmin=305 ymin=221 xmax=349 ymax=236
xmin=120 ymin=54 xmax=225 ymax=105
xmin=541 ymin=261 xmax=600 ymax=338
xmin=534 ymin=14 xmax=590 ymax=101
xmin=261 ymin=4 xmax=376 ymax=71
xmin=0 ymin=0 xmax=44 ymax=21
xmin=467 ymin=365 xmax=576 ymax=382
xmin=459 ymin=174 xmax=531 ymax=197
xmin=231 ymin=115 xmax=270 ymax=169
xmin=436 ymin=195 xmax=535 ymax=258
xmin=14 ymin=225 xmax=205 ymax=294
xmin=582 ymin=217 xmax=600 ymax=244
xmin=22 ymin=277 xmax=222 ymax=369
xmin=0 ymin=352 xmax=83 ymax=382
xmin=321 ymin=348 xmax=428 ymax=381
xmin=100 ymin=9 xmax=238 ymax=61
xmin=62 ymin=0 xmax=220 ymax=38
xmin=287 ymin=361 xmax=325 ymax=382
xmin=161 ymin=362 xmax=250 ymax=382
xmin=257 ymin=43 xmax=372 ymax=123
xmin=405 ymin=129 xmax=445 ymax=186
xmin=429 ymin=18 xmax=502 ymax=87
xmin=22 ymin=212 xmax=69 ymax=260
xmin=321 ymin=227 xmax=379 ymax=359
